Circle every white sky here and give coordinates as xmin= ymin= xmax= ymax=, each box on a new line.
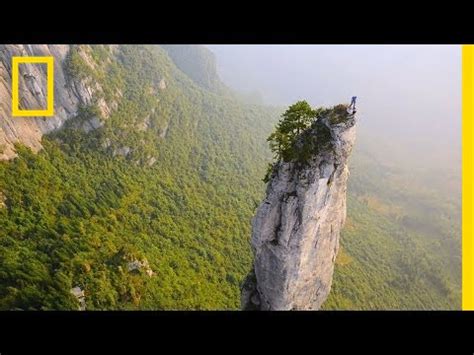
xmin=208 ymin=45 xmax=461 ymax=158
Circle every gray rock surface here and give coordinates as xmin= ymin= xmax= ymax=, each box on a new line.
xmin=127 ymin=258 xmax=155 ymax=277
xmin=242 ymin=110 xmax=356 ymax=310
xmin=113 ymin=146 xmax=132 ymax=157
xmin=0 ymin=45 xmax=111 ymax=160
xmin=70 ymin=286 xmax=86 ymax=311
xmin=81 ymin=116 xmax=104 ymax=133
xmin=158 ymin=78 xmax=166 ymax=90
xmin=147 ymin=156 xmax=157 ymax=166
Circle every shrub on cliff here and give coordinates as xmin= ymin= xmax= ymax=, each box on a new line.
xmin=267 ymin=100 xmax=317 ymax=161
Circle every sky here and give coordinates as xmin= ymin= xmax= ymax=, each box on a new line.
xmin=207 ymin=45 xmax=461 ymax=164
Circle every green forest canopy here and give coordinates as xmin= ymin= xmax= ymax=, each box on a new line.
xmin=0 ymin=45 xmax=461 ymax=310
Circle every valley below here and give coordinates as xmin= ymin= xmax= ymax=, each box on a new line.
xmin=0 ymin=45 xmax=461 ymax=310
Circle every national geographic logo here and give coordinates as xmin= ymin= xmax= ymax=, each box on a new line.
xmin=11 ymin=56 xmax=54 ymax=117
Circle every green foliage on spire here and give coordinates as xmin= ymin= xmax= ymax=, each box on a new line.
xmin=267 ymin=100 xmax=318 ymax=162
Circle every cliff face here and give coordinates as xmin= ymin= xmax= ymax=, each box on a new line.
xmin=0 ymin=45 xmax=111 ymax=160
xmin=242 ymin=109 xmax=356 ymax=310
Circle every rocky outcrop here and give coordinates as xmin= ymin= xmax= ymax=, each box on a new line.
xmin=127 ymin=258 xmax=155 ymax=277
xmin=70 ymin=286 xmax=86 ymax=311
xmin=242 ymin=107 xmax=356 ymax=310
xmin=158 ymin=78 xmax=167 ymax=90
xmin=113 ymin=146 xmax=132 ymax=158
xmin=0 ymin=45 xmax=111 ymax=160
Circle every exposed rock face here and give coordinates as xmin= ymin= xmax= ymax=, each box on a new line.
xmin=70 ymin=286 xmax=86 ymax=311
xmin=242 ymin=109 xmax=356 ymax=310
xmin=113 ymin=146 xmax=132 ymax=157
xmin=81 ymin=116 xmax=104 ymax=133
xmin=127 ymin=258 xmax=155 ymax=277
xmin=158 ymin=78 xmax=167 ymax=90
xmin=0 ymin=45 xmax=110 ymax=160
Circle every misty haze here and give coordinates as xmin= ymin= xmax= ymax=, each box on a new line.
xmin=209 ymin=45 xmax=461 ymax=168
xmin=0 ymin=45 xmax=462 ymax=310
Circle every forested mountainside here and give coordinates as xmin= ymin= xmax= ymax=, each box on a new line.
xmin=161 ymin=45 xmax=228 ymax=94
xmin=325 ymin=137 xmax=461 ymax=309
xmin=0 ymin=45 xmax=460 ymax=310
xmin=0 ymin=45 xmax=278 ymax=309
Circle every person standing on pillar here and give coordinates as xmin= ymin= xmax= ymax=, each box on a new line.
xmin=349 ymin=96 xmax=357 ymax=114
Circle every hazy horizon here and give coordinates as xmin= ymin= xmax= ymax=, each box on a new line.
xmin=208 ymin=45 xmax=461 ymax=168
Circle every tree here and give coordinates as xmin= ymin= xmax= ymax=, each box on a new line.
xmin=279 ymin=100 xmax=316 ymax=136
xmin=267 ymin=100 xmax=317 ymax=161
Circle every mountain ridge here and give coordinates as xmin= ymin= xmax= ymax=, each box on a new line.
xmin=0 ymin=44 xmax=278 ymax=309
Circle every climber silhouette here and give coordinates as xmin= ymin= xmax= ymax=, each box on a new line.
xmin=349 ymin=96 xmax=357 ymax=114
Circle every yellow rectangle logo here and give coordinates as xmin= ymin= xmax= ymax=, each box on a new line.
xmin=463 ymin=45 xmax=474 ymax=310
xmin=11 ymin=56 xmax=54 ymax=117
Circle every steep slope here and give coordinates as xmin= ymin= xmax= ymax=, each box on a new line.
xmin=0 ymin=45 xmax=116 ymax=160
xmin=242 ymin=107 xmax=356 ymax=310
xmin=0 ymin=45 xmax=278 ymax=310
xmin=161 ymin=45 xmax=226 ymax=94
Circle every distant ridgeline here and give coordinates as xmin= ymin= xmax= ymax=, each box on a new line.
xmin=0 ymin=45 xmax=461 ymax=310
